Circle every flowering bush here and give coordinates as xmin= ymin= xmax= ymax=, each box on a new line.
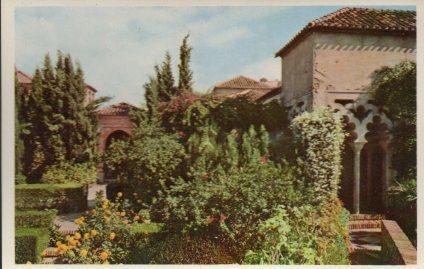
xmin=244 ymin=198 xmax=349 ymax=265
xmin=54 ymin=192 xmax=151 ymax=264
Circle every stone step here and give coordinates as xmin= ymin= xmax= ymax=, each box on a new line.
xmin=349 ymin=220 xmax=381 ymax=230
xmin=349 ymin=214 xmax=385 ymax=221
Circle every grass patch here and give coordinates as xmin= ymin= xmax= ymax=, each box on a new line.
xmin=130 ymin=222 xmax=163 ymax=235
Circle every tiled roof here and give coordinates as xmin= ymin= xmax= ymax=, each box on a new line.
xmin=85 ymin=84 xmax=98 ymax=93
xmin=214 ymin=75 xmax=261 ymax=89
xmin=97 ymin=102 xmax=137 ymax=116
xmin=214 ymin=75 xmax=281 ymax=90
xmin=276 ymin=7 xmax=416 ymax=56
xmin=256 ymin=87 xmax=281 ymax=102
xmin=16 ymin=70 xmax=33 ymax=84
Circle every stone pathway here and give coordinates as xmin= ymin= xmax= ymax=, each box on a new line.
xmin=53 ymin=183 xmax=107 ymax=233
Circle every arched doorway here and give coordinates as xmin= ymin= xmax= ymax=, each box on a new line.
xmin=104 ymin=130 xmax=130 ymax=180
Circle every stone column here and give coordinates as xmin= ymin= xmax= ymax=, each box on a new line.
xmin=352 ymin=142 xmax=366 ymax=214
xmin=366 ymin=145 xmax=373 ymax=208
xmin=380 ymin=142 xmax=392 ymax=208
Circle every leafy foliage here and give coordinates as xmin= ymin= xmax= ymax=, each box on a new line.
xmin=371 ymin=61 xmax=416 ymax=244
xmin=372 ymin=61 xmax=416 ymax=179
xmin=244 ymin=198 xmax=349 ymax=265
xmin=42 ymin=161 xmax=97 ymax=185
xmin=291 ymin=107 xmax=346 ymax=205
xmin=104 ymin=122 xmax=187 ymax=203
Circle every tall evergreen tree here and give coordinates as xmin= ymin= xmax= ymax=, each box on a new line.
xmin=144 ymin=76 xmax=160 ymax=123
xmin=178 ymin=34 xmax=194 ymax=92
xmin=157 ymin=51 xmax=175 ymax=102
xmin=15 ymin=75 xmax=25 ymax=177
xmin=19 ymin=51 xmax=106 ymax=182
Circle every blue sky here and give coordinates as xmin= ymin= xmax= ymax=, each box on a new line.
xmin=15 ymin=5 xmax=415 ymax=106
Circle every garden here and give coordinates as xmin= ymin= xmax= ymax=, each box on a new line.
xmin=14 ymin=35 xmax=416 ymax=264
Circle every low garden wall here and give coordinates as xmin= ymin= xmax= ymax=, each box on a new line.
xmin=16 ymin=183 xmax=87 ymax=214
xmin=381 ymin=220 xmax=416 ymax=265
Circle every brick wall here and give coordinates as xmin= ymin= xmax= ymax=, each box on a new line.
xmin=381 ymin=220 xmax=416 ymax=264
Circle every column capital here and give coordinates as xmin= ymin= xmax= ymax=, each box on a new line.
xmin=350 ymin=141 xmax=366 ymax=154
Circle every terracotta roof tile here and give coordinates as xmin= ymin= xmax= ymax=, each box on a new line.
xmin=16 ymin=70 xmax=33 ymax=84
xmin=97 ymin=102 xmax=137 ymax=116
xmin=214 ymin=75 xmax=261 ymax=89
xmin=276 ymin=7 xmax=416 ymax=56
xmin=227 ymin=88 xmax=275 ymax=101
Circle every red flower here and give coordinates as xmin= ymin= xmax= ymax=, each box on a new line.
xmin=220 ymin=213 xmax=227 ymax=222
xmin=259 ymin=155 xmax=268 ymax=164
xmin=207 ymin=216 xmax=215 ymax=224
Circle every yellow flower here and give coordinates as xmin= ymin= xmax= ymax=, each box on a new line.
xmin=109 ymin=232 xmax=116 ymax=240
xmin=56 ymin=241 xmax=62 ymax=247
xmin=91 ymin=209 xmax=97 ymax=215
xmin=80 ymin=249 xmax=88 ymax=257
xmin=104 ymin=216 xmax=111 ymax=223
xmin=83 ymin=233 xmax=90 ymax=239
xmin=69 ymin=239 xmax=78 ymax=246
xmin=74 ymin=216 xmax=85 ymax=225
xmin=117 ymin=192 xmax=123 ymax=198
xmin=65 ymin=235 xmax=71 ymax=241
xmin=90 ymin=230 xmax=98 ymax=236
xmin=123 ymin=220 xmax=129 ymax=225
xmin=102 ymin=204 xmax=108 ymax=209
xmin=74 ymin=232 xmax=81 ymax=240
xmin=105 ymin=209 xmax=111 ymax=216
xmin=99 ymin=251 xmax=109 ymax=261
xmin=120 ymin=211 xmax=126 ymax=217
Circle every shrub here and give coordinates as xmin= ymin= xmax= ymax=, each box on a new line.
xmin=42 ymin=161 xmax=97 ymax=185
xmin=15 ymin=183 xmax=87 ymax=213
xmin=54 ymin=192 xmax=154 ymax=264
xmin=244 ymin=198 xmax=349 ymax=265
xmin=15 ymin=228 xmax=50 ymax=264
xmin=291 ymin=107 xmax=345 ymax=205
xmin=154 ymin=162 xmax=303 ymax=258
xmin=104 ymin=124 xmax=186 ymax=203
xmin=15 ymin=209 xmax=58 ymax=228
xmin=146 ymin=234 xmax=236 ymax=264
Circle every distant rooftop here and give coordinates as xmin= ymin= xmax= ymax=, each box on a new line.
xmin=97 ymin=102 xmax=137 ymax=116
xmin=276 ymin=7 xmax=416 ymax=56
xmin=213 ymin=75 xmax=281 ymax=90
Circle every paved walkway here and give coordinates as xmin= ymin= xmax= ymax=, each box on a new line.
xmin=53 ymin=183 xmax=107 ymax=233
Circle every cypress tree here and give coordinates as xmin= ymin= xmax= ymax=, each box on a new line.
xmin=157 ymin=52 xmax=175 ymax=102
xmin=178 ymin=34 xmax=193 ymax=92
xmin=15 ymin=74 xmax=25 ymax=177
xmin=144 ymin=76 xmax=160 ymax=123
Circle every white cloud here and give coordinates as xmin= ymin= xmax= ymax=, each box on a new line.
xmin=241 ymin=58 xmax=281 ymax=81
xmin=207 ymin=27 xmax=251 ymax=47
xmin=15 ymin=7 xmax=286 ymax=104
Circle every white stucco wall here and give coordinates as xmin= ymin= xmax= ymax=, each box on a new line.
xmin=312 ymin=32 xmax=416 ymax=108
xmin=281 ymin=33 xmax=315 ymax=108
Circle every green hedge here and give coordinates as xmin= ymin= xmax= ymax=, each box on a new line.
xmin=15 ymin=209 xmax=58 ymax=229
xmin=15 ymin=228 xmax=49 ymax=264
xmin=16 ymin=183 xmax=87 ymax=214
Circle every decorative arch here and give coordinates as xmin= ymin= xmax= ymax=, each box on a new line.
xmin=332 ymin=99 xmax=394 ymax=213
